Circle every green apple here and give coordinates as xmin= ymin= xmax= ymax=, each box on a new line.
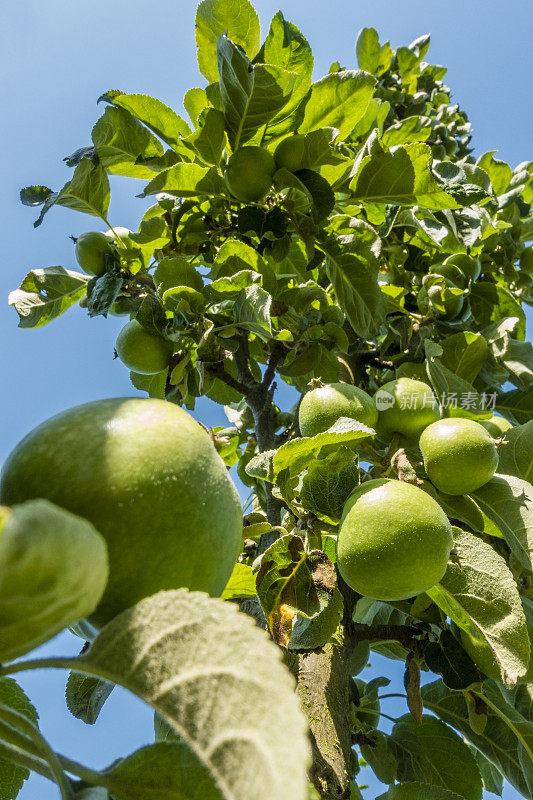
xmin=115 ymin=319 xmax=173 ymax=375
xmin=375 ymin=378 xmax=439 ymax=440
xmin=75 ymin=231 xmax=116 ymax=277
xmin=274 ymin=135 xmax=312 ymax=173
xmin=225 ymin=147 xmax=276 ymax=203
xmin=0 ymin=499 xmax=108 ymax=661
xmin=420 ymin=418 xmax=498 ymax=495
xmin=337 ymin=479 xmax=453 ymax=601
xmin=299 ymin=383 xmax=378 ymax=438
xmin=0 ymin=398 xmax=243 ymax=629
xmin=479 ymin=415 xmax=513 ymax=437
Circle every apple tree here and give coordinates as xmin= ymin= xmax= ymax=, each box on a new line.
xmin=2 ymin=0 xmax=533 ymax=798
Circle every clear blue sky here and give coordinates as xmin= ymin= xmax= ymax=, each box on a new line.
xmin=1 ymin=2 xmax=532 ymax=798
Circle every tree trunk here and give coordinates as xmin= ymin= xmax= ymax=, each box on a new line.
xmin=294 ymin=631 xmax=355 ymax=799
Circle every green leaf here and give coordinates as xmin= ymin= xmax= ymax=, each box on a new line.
xmin=65 ymin=671 xmax=113 ymax=725
xmin=183 ymin=88 xmax=209 ymax=126
xmin=99 ymin=91 xmax=190 ymax=149
xmin=496 ymin=389 xmax=533 ymax=425
xmin=440 ymin=332 xmax=488 ymax=383
xmin=185 ymin=108 xmax=226 ymax=165
xmin=20 ymin=185 xmax=54 ymax=207
xmin=8 ymin=266 xmax=89 ymax=328
xmin=221 ymin=563 xmax=256 ymax=599
xmin=470 ymin=283 xmax=526 ymax=341
xmin=299 ymin=446 xmax=359 ymax=523
xmin=472 ymin=749 xmax=503 ymax=797
xmin=350 ymin=136 xmax=458 ymax=210
xmin=360 ymin=730 xmax=397 ymax=784
xmin=476 ymin=151 xmax=512 ymax=196
xmin=54 ymin=158 xmax=110 ymax=220
xmin=424 ymin=341 xmax=491 ymax=418
xmin=381 ymin=115 xmax=432 ymax=147
xmin=325 ymin=250 xmax=385 ymax=337
xmin=422 ymin=679 xmax=533 ymax=799
xmin=299 ymin=70 xmax=376 ymax=141
xmin=155 ymin=256 xmax=203 ymax=295
xmin=232 ymin=284 xmax=272 ymax=339
xmin=77 ymin=590 xmax=310 ymax=800
xmin=255 ymin=534 xmax=340 ymax=649
xmin=389 ymin=714 xmax=483 ymax=800
xmin=0 ymin=500 xmax=108 ymax=663
xmin=139 ymin=162 xmax=225 ymax=198
xmin=293 ymin=169 xmax=335 ymax=221
xmin=259 ymin=12 xmax=313 ymax=141
xmin=424 ymin=630 xmax=483 ymax=690
xmin=355 ymin=28 xmax=381 ymax=74
xmin=217 ymin=36 xmax=296 ymax=149
xmin=91 ymin=106 xmax=165 ymax=178
xmin=498 ymin=421 xmax=533 ymax=483
xmin=289 ymin=586 xmax=343 ymax=651
xmin=86 ymin=270 xmax=123 ymax=318
xmin=470 ymin=474 xmax=533 ymax=572
xmin=0 ymin=679 xmax=38 ymax=800
xmin=273 ymin=417 xmax=375 ymax=477
xmin=195 ymin=0 xmax=261 ymax=84
xmin=376 ymin=783 xmax=469 ymax=800
xmin=426 ymin=527 xmax=529 ymax=686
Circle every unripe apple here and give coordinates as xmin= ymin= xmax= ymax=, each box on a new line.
xmin=0 ymin=398 xmax=243 ymax=629
xmin=337 ymin=479 xmax=453 ymax=601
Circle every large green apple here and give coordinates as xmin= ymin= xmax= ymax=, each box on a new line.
xmin=419 ymin=418 xmax=498 ymax=495
xmin=299 ymin=382 xmax=378 ymax=438
xmin=375 ymin=378 xmax=439 ymax=440
xmin=337 ymin=479 xmax=453 ymax=601
xmin=0 ymin=398 xmax=243 ymax=629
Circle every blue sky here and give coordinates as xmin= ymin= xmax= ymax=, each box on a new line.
xmin=1 ymin=1 xmax=532 ymax=798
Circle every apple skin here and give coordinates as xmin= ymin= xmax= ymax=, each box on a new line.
xmin=115 ymin=319 xmax=173 ymax=375
xmin=225 ymin=147 xmax=276 ymax=203
xmin=376 ymin=378 xmax=439 ymax=440
xmin=299 ymin=383 xmax=378 ymax=438
xmin=0 ymin=398 xmax=243 ymax=630
xmin=337 ymin=478 xmax=453 ymax=601
xmin=75 ymin=231 xmax=115 ymax=277
xmin=419 ymin=418 xmax=498 ymax=495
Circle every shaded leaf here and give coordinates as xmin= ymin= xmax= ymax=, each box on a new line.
xmin=65 ymin=672 xmax=113 ymax=725
xmin=299 ymin=446 xmax=359 ymax=523
xmin=0 ymin=679 xmax=38 ymax=800
xmin=325 ymin=249 xmax=385 ymax=338
xmin=422 ymin=678 xmax=533 ymax=799
xmin=377 ymin=783 xmax=469 ymax=800
xmin=389 ymin=714 xmax=483 ymax=800
xmin=86 ymin=270 xmax=123 ymax=318
xmin=424 ymin=630 xmax=483 ymax=690
xmin=217 ymin=35 xmax=296 ymax=149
